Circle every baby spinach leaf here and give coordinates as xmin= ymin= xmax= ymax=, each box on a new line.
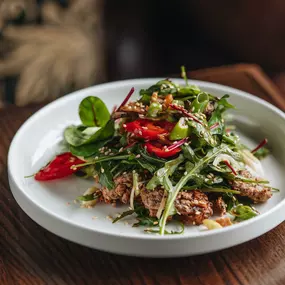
xmin=64 ymin=120 xmax=115 ymax=147
xmin=79 ymin=96 xmax=110 ymax=127
xmin=70 ymin=139 xmax=111 ymax=157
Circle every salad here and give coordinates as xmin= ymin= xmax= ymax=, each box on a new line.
xmin=31 ymin=67 xmax=276 ymax=235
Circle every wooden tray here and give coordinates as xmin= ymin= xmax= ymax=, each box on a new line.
xmin=189 ymin=64 xmax=285 ymax=111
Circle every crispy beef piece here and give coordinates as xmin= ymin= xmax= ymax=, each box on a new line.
xmin=230 ymin=170 xmax=272 ymax=203
xmin=101 ymin=173 xmax=132 ymax=205
xmin=175 ymin=191 xmax=213 ymax=225
xmin=213 ymin=196 xmax=227 ymax=216
xmin=140 ymin=187 xmax=165 ymax=217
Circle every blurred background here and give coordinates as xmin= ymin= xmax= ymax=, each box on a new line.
xmin=1 ymin=0 xmax=285 ymax=106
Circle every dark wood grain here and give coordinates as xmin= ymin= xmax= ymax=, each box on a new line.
xmin=1 ymin=70 xmax=285 ymax=285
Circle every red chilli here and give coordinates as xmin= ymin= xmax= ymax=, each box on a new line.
xmin=169 ymin=104 xmax=204 ymax=125
xmin=251 ymin=138 xmax=268 ymax=154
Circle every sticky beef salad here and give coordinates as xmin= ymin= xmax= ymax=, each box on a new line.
xmin=31 ymin=68 xmax=276 ymax=235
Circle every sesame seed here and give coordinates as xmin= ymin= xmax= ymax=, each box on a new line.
xmin=153 ymin=221 xmax=159 ymax=225
xmin=123 ymin=124 xmax=127 ymax=128
xmin=101 ymin=168 xmax=105 ymax=173
xmin=95 ymin=156 xmax=99 ymax=160
xmin=184 ymin=171 xmax=187 ymax=175
xmin=119 ymin=147 xmax=124 ymax=152
xmin=136 ymin=154 xmax=141 ymax=158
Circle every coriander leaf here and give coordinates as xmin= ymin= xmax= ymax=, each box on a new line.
xmin=79 ymin=96 xmax=110 ymax=127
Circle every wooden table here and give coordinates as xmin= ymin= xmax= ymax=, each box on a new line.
xmin=1 ymin=66 xmax=285 ymax=285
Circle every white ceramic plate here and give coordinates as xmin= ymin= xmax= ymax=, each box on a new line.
xmin=8 ymin=79 xmax=285 ymax=257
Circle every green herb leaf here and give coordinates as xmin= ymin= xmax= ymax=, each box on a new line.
xmin=187 ymin=118 xmax=217 ymax=147
xmin=79 ymin=96 xmax=110 ymax=127
xmin=208 ymin=95 xmax=234 ymax=136
xmin=230 ymin=204 xmax=258 ymax=221
xmin=146 ymin=155 xmax=184 ymax=190
xmin=139 ymin=80 xmax=178 ymax=97
xmin=112 ymin=210 xmax=135 ymax=223
xmin=137 ymin=159 xmax=157 ymax=173
xmin=191 ymin=92 xmax=209 ymax=113
xmin=253 ymin=147 xmax=269 ymax=160
xmin=77 ymin=194 xmax=96 ymax=201
xmin=64 ymin=120 xmax=115 ymax=147
xmin=159 ymin=144 xmax=228 ymax=235
xmin=145 ymin=222 xmax=184 ymax=235
xmin=97 ymin=162 xmax=115 ymax=189
xmin=70 ymin=139 xmax=111 ymax=157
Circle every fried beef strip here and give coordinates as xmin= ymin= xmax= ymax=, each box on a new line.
xmin=230 ymin=170 xmax=272 ymax=203
xmin=101 ymin=173 xmax=133 ymax=205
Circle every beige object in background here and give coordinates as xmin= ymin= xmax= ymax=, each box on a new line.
xmin=0 ymin=0 xmax=104 ymax=106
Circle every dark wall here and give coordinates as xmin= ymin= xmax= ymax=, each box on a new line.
xmin=104 ymin=0 xmax=285 ymax=80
